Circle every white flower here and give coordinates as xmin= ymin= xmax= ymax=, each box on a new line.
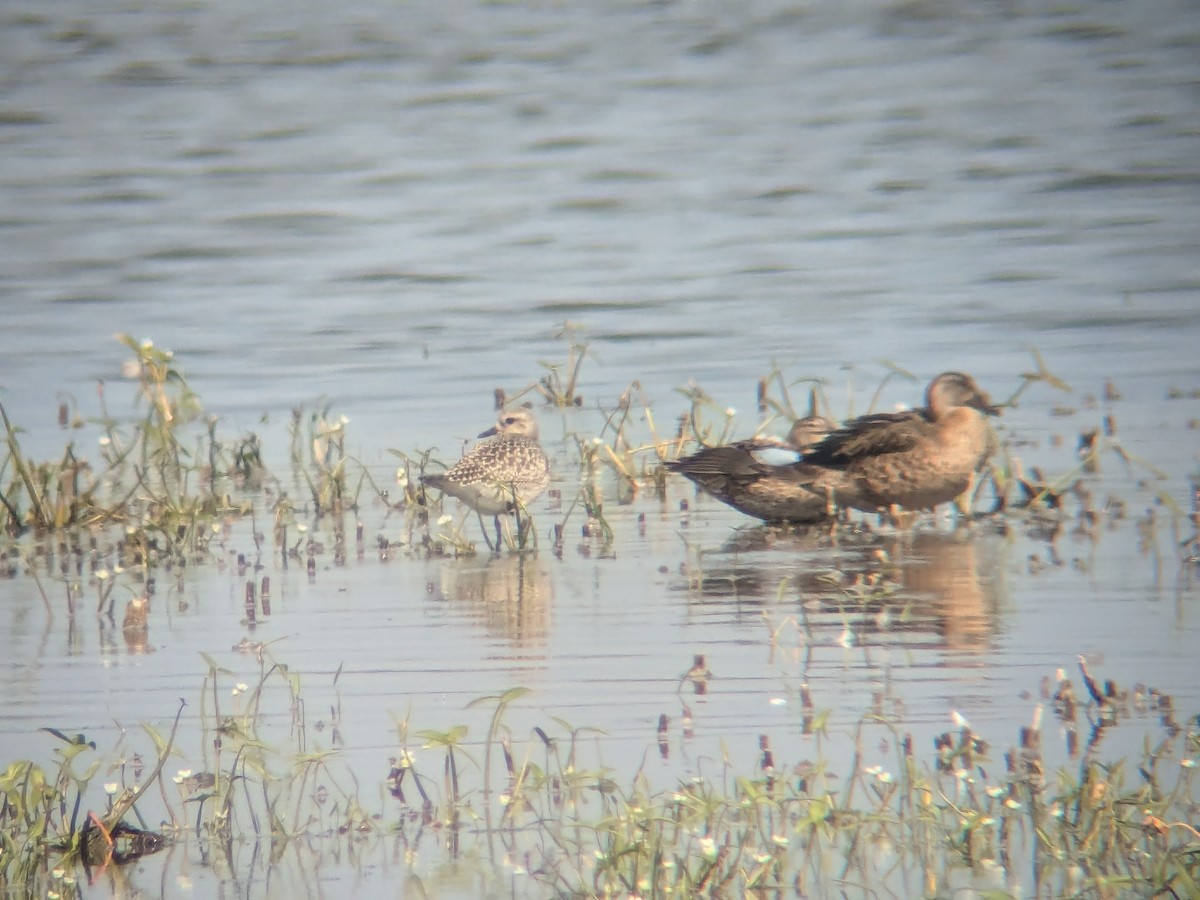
xmin=104 ymin=783 xmax=118 ymax=795
xmin=502 ymin=855 xmax=527 ymax=875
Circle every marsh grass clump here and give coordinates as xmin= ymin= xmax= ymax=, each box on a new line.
xmin=591 ymin=380 xmax=688 ymax=504
xmin=569 ymin=434 xmax=615 ymax=554
xmin=0 ymin=337 xmax=409 ymax=578
xmin=186 ymin=651 xmax=373 ymax=849
xmin=0 ymin=651 xmax=377 ymax=896
xmin=288 ymin=404 xmax=358 ymax=517
xmin=0 ymin=336 xmax=262 ymax=549
xmin=673 ymin=380 xmax=739 ymax=453
xmin=534 ymin=323 xmax=589 ymax=408
xmin=0 ymin=708 xmax=181 ymax=892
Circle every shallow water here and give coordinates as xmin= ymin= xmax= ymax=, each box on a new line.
xmin=1 ymin=0 xmax=1199 ymax=896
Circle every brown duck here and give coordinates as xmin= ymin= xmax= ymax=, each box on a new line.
xmin=665 ymin=414 xmax=838 ymax=523
xmin=802 ymin=371 xmax=1000 ymax=514
xmin=667 ymin=372 xmax=1000 ymax=522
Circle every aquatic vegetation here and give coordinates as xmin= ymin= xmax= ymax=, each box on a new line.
xmin=534 ymin=322 xmax=590 ymax=408
xmin=2 ymin=652 xmax=1196 ymax=897
xmin=0 ymin=711 xmax=178 ymax=892
xmin=288 ymin=403 xmax=363 ymax=518
xmin=1 ymin=336 xmax=1197 ymax=896
xmin=0 ymin=336 xmax=252 ymax=549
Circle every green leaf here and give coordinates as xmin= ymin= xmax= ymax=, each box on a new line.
xmin=199 ymin=651 xmax=232 ymax=675
xmin=39 ymin=727 xmax=95 ymax=748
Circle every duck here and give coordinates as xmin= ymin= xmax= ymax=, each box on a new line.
xmin=421 ymin=407 xmax=551 ymax=549
xmin=667 ymin=371 xmax=1000 ymax=523
xmin=665 ymin=414 xmax=839 ymax=524
xmin=801 ymin=371 xmax=1000 ymax=514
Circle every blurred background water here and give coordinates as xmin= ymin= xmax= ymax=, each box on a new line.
xmin=1 ymin=0 xmax=1199 ymax=896
xmin=2 ymin=0 xmax=1198 ymax=449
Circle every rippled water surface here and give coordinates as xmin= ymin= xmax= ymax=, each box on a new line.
xmin=1 ymin=0 xmax=1198 ymax=896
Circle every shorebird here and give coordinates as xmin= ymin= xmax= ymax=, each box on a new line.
xmin=421 ymin=407 xmax=551 ymax=550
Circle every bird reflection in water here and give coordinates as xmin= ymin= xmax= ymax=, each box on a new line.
xmin=121 ymin=596 xmax=151 ymax=655
xmin=688 ymin=526 xmax=1002 ymax=654
xmin=881 ymin=529 xmax=999 ymax=653
xmin=431 ymin=554 xmax=551 ymax=648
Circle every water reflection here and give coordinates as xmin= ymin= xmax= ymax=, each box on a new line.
xmin=121 ymin=596 xmax=150 ymax=654
xmin=874 ymin=529 xmax=1001 ymax=653
xmin=430 ymin=553 xmax=552 ymax=647
xmin=689 ymin=525 xmax=1003 ymax=654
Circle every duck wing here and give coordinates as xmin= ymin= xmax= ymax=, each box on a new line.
xmin=801 ymin=409 xmax=931 ymax=466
